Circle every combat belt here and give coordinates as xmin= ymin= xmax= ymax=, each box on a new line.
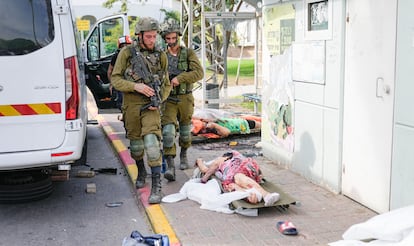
xmin=167 ymin=53 xmax=193 ymax=103
xmin=130 ymin=47 xmax=162 ymax=111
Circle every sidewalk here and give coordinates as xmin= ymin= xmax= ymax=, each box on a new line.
xmin=90 ymin=87 xmax=377 ymax=246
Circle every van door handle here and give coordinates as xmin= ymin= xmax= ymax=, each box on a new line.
xmin=376 ymin=77 xmax=391 ymax=98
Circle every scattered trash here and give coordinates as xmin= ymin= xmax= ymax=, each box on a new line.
xmin=277 ymin=221 xmax=298 ymax=236
xmin=105 ymin=202 xmax=124 ymax=208
xmin=76 ymin=170 xmax=95 ymax=178
xmin=86 ymin=183 xmax=96 ymax=193
xmin=95 ymin=168 xmax=117 ymax=175
xmin=122 ymin=230 xmax=170 ymax=246
xmin=229 ymin=141 xmax=238 ymax=146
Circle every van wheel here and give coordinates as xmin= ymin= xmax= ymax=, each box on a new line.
xmin=0 ymin=170 xmax=53 ymax=203
xmin=74 ymin=135 xmax=88 ymax=166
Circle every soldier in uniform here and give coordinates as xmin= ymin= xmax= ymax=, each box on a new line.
xmin=111 ymin=17 xmax=171 ymax=204
xmin=160 ymin=19 xmax=204 ymax=181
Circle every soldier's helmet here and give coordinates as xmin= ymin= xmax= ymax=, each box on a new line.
xmin=117 ymin=35 xmax=132 ymax=48
xmin=160 ymin=19 xmax=182 ymax=38
xmin=135 ymin=17 xmax=160 ymax=34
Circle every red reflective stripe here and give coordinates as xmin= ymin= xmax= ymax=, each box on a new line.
xmin=12 ymin=104 xmax=37 ymax=115
xmin=0 ymin=102 xmax=61 ymax=116
xmin=45 ymin=102 xmax=62 ymax=113
xmin=51 ymin=152 xmax=73 ymax=157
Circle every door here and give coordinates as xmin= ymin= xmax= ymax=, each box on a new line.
xmin=342 ymin=0 xmax=397 ymax=213
xmin=83 ymin=14 xmax=129 ymax=109
xmin=0 ymin=0 xmax=66 ymax=153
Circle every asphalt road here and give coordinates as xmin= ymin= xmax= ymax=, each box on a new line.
xmin=0 ymin=124 xmax=152 ymax=246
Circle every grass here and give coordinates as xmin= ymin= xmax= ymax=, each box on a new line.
xmin=226 ymin=59 xmax=254 ymax=77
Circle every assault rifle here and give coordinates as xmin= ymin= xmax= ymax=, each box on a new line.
xmin=130 ymin=47 xmax=152 ymax=84
xmin=140 ymin=74 xmax=162 ymax=112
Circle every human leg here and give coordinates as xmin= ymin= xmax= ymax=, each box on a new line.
xmin=125 ymin=105 xmax=146 ymax=188
xmin=233 ymin=173 xmax=279 ymax=206
xmin=130 ymin=139 xmax=146 ymax=188
xmin=142 ymin=110 xmax=163 ymax=204
xmin=161 ymin=102 xmax=178 ymax=180
xmin=178 ymin=94 xmax=194 ymax=170
xmin=178 ymin=124 xmax=192 ymax=170
xmin=162 ymin=123 xmax=176 ymax=181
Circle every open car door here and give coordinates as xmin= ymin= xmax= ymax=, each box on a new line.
xmin=82 ymin=14 xmax=130 ymax=109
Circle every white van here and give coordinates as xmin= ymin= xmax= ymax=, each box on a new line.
xmin=0 ymin=0 xmax=87 ymax=201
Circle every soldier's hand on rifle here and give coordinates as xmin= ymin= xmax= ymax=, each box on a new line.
xmin=134 ymin=83 xmax=155 ymax=97
xmin=171 ymin=77 xmax=179 ymax=87
xmin=147 ymin=106 xmax=158 ymax=111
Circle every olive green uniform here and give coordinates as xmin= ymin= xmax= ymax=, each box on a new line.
xmin=111 ymin=45 xmax=171 ymax=167
xmin=161 ymin=47 xmax=203 ymax=156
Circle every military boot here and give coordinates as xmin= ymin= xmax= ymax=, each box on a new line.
xmin=148 ymin=173 xmax=162 ymax=204
xmin=135 ymin=159 xmax=147 ymax=189
xmin=179 ymin=148 xmax=189 ymax=170
xmin=163 ymin=155 xmax=176 ymax=181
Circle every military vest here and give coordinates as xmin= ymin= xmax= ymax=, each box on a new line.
xmin=127 ymin=46 xmax=163 ymax=85
xmin=167 ymin=47 xmax=193 ymax=95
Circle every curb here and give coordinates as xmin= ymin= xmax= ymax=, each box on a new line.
xmin=96 ymin=114 xmax=180 ymax=246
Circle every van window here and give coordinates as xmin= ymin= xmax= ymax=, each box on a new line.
xmin=0 ymin=1 xmax=54 ymax=56
xmin=87 ymin=17 xmax=124 ymax=61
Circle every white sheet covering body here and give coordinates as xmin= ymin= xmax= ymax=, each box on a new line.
xmin=162 ymin=178 xmax=258 ymax=216
xmin=329 ymin=205 xmax=414 ymax=245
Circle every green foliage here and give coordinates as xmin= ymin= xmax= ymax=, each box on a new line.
xmin=160 ymin=9 xmax=180 ymax=22
xmin=102 ymin=0 xmax=128 ymax=12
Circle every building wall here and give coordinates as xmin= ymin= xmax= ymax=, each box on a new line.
xmin=261 ymin=0 xmax=345 ymax=192
xmin=391 ymin=0 xmax=414 ymax=210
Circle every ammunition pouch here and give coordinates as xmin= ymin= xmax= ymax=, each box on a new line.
xmin=170 ymin=82 xmax=193 ymax=95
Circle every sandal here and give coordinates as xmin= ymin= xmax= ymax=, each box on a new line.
xmin=277 ymin=221 xmax=298 ymax=236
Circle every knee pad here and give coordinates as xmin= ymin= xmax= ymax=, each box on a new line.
xmin=162 ymin=124 xmax=176 ymax=148
xmin=130 ymin=139 xmax=144 ymax=159
xmin=179 ymin=124 xmax=192 ymax=145
xmin=144 ymin=134 xmax=161 ymax=161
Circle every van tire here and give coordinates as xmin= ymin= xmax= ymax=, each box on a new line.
xmin=0 ymin=171 xmax=53 ymax=203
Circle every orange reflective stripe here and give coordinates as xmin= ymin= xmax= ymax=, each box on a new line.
xmin=0 ymin=102 xmax=61 ymax=117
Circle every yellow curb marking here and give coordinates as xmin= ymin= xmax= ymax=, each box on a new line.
xmin=96 ymin=114 xmax=180 ymax=245
xmin=112 ymin=139 xmax=127 ymax=152
xmin=147 ymin=205 xmax=180 ymax=244
xmin=126 ymin=164 xmax=138 ymax=182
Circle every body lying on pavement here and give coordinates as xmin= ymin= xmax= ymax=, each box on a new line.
xmin=195 ymin=150 xmax=279 ymax=206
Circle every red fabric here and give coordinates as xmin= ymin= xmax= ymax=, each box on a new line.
xmin=218 ymin=151 xmax=261 ymax=190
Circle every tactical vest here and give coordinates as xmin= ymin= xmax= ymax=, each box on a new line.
xmin=128 ymin=46 xmax=164 ymax=85
xmin=167 ymin=47 xmax=193 ymax=95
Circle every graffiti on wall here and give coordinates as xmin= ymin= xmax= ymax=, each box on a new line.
xmin=262 ymin=4 xmax=295 ymax=152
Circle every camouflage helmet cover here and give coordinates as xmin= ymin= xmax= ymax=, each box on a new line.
xmin=135 ymin=17 xmax=160 ymax=34
xmin=160 ymin=19 xmax=182 ymax=38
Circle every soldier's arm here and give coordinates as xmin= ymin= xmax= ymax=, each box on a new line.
xmin=111 ymin=48 xmax=137 ymax=93
xmin=175 ymin=48 xmax=204 ymax=84
xmin=159 ymin=52 xmax=172 ymax=102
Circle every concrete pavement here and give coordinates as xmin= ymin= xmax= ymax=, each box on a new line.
xmin=89 ymin=87 xmax=377 ymax=245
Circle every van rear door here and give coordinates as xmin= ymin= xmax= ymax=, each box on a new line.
xmin=0 ymin=1 xmax=66 ymax=153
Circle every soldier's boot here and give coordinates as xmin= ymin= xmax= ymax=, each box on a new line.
xmin=163 ymin=156 xmax=176 ymax=181
xmin=148 ymin=172 xmax=162 ymax=204
xmin=135 ymin=159 xmax=147 ymax=189
xmin=179 ymin=148 xmax=189 ymax=170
